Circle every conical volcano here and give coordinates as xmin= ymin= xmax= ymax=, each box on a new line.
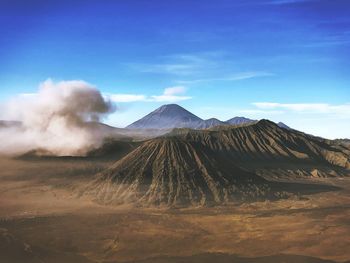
xmin=126 ymin=104 xmax=202 ymax=129
xmin=83 ymin=137 xmax=279 ymax=207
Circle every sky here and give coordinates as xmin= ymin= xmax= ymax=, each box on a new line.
xmin=0 ymin=0 xmax=349 ymax=139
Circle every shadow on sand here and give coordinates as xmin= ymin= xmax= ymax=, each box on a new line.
xmin=119 ymin=252 xmax=348 ymax=263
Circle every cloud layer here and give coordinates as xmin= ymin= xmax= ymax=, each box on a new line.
xmin=109 ymin=86 xmax=191 ymax=103
xmin=253 ymin=102 xmax=350 ymax=116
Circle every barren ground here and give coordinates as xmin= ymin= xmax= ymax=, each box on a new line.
xmin=0 ymin=157 xmax=350 ymax=263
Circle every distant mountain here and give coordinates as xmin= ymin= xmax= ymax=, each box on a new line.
xmin=225 ymin=118 xmax=291 ymax=130
xmin=196 ymin=118 xmax=226 ymax=129
xmin=127 ymin=104 xmax=203 ymax=129
xmin=127 ymin=104 xmax=260 ymax=130
xmin=277 ymin=122 xmax=291 ymax=130
xmin=226 ymin=117 xmax=255 ymax=125
xmin=1 ymin=106 xmax=293 ymax=134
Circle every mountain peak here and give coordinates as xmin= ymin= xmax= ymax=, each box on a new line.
xmin=205 ymin=117 xmax=220 ymax=121
xmin=277 ymin=122 xmax=291 ymax=130
xmin=153 ymin=104 xmax=191 ymax=114
xmin=127 ymin=104 xmax=202 ymax=129
xmin=256 ymin=119 xmax=280 ymax=128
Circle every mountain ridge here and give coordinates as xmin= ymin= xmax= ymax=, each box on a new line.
xmin=126 ymin=104 xmax=290 ymax=130
xmin=168 ymin=119 xmax=350 ymax=170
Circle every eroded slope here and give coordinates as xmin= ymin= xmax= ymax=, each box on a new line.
xmin=82 ymin=137 xmax=283 ymax=207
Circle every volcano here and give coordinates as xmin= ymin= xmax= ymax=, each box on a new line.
xmin=82 ymin=137 xmax=285 ymax=207
xmin=126 ymin=104 xmax=203 ymax=129
xmin=169 ymin=119 xmax=350 ymax=170
xmin=81 ymin=119 xmax=349 ymax=207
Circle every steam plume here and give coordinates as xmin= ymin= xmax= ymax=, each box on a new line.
xmin=0 ymin=79 xmax=115 ymax=156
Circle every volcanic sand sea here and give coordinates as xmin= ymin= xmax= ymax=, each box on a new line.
xmin=0 ymin=157 xmax=350 ymax=262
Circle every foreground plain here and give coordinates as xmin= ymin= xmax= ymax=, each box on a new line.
xmin=0 ymin=157 xmax=350 ymax=263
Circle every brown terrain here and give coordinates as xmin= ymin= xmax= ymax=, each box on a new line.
xmin=81 ymin=137 xmax=283 ymax=207
xmin=1 ymin=120 xmax=350 ymax=262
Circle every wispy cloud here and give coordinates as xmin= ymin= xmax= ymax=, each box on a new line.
xmin=129 ymin=52 xmax=219 ymax=76
xmin=302 ymin=33 xmax=350 ymax=47
xmin=151 ymin=86 xmax=191 ymax=102
xmin=137 ymin=63 xmax=198 ymax=76
xmin=253 ymin=102 xmax=350 ymax=116
xmin=177 ymin=71 xmax=274 ymax=84
xmin=129 ymin=52 xmax=273 ymax=85
xmin=107 ymin=86 xmax=191 ymax=103
xmin=163 ymin=86 xmax=187 ymax=96
xmin=302 ymin=40 xmax=350 ymax=47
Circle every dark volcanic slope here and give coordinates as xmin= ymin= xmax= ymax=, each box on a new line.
xmin=171 ymin=120 xmax=350 ymax=170
xmin=333 ymin=138 xmax=350 ymax=147
xmin=83 ymin=137 xmax=281 ymax=207
xmin=124 ymin=253 xmax=341 ymax=263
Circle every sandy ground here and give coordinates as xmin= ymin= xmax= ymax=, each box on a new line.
xmin=0 ymin=157 xmax=350 ymax=262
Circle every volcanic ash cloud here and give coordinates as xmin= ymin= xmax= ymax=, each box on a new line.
xmin=0 ymin=79 xmax=115 ymax=156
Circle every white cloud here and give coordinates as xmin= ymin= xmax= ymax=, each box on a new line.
xmin=163 ymin=86 xmax=186 ymax=96
xmin=228 ymin=71 xmax=274 ymax=81
xmin=237 ymin=102 xmax=350 ymax=139
xmin=108 ymin=86 xmax=192 ymax=103
xmin=151 ymin=86 xmax=191 ymax=102
xmin=253 ymin=102 xmax=350 ymax=116
xmin=141 ymin=63 xmax=198 ymax=76
xmin=177 ymin=71 xmax=274 ymax=84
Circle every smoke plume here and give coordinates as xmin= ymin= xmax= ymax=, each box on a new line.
xmin=0 ymin=79 xmax=116 ymax=156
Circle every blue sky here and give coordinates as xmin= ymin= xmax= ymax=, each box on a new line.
xmin=0 ymin=0 xmax=349 ymax=138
